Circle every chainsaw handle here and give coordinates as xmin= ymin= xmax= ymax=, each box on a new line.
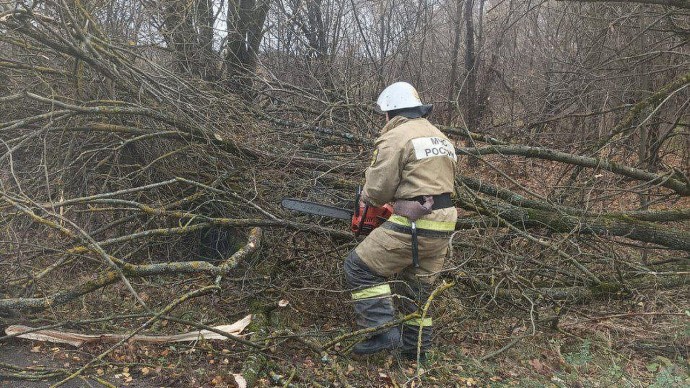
xmin=354 ymin=187 xmax=362 ymax=217
xmin=355 ymin=202 xmax=368 ymax=237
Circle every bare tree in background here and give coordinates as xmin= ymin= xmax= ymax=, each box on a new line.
xmin=146 ymin=0 xmax=270 ymax=93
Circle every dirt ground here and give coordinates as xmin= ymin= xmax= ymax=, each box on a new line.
xmin=1 ymin=277 xmax=688 ymax=387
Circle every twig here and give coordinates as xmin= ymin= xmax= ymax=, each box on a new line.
xmin=479 ymin=336 xmax=524 ymax=361
xmin=51 ymin=285 xmax=220 ymax=387
xmin=415 ymin=280 xmax=455 ymax=375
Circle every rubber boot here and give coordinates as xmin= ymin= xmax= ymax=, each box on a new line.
xmin=352 ymin=326 xmax=401 ymax=355
xmin=396 ymin=277 xmax=433 ymax=363
xmin=349 ymin=288 xmax=402 ymax=355
xmin=401 ymin=323 xmax=432 ymax=362
xmin=344 ymin=251 xmax=401 ymax=355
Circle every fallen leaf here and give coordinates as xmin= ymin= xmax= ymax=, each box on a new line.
xmin=528 ymin=358 xmax=549 ymax=374
xmin=378 ymin=371 xmax=393 ymax=384
xmin=233 ymin=373 xmax=247 ymax=388
xmin=210 ymin=375 xmax=224 ymax=386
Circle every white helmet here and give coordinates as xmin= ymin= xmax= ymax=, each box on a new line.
xmin=376 ymin=82 xmax=424 ymax=112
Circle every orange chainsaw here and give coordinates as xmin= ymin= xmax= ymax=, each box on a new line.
xmin=281 ymin=188 xmax=393 ymax=236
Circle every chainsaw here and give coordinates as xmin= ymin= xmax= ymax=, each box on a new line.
xmin=282 ymin=188 xmax=426 ymax=268
xmin=281 ymin=187 xmax=393 ymax=237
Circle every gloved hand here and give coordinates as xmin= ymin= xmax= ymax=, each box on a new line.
xmin=393 ymin=196 xmax=434 ymax=221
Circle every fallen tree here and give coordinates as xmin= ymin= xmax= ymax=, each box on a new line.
xmin=0 ymin=0 xmax=688 ymax=310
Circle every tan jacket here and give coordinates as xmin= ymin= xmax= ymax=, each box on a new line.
xmin=363 ymin=116 xmax=457 ymax=207
xmin=356 ymin=116 xmax=457 ymax=280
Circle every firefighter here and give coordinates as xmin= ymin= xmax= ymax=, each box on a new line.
xmin=344 ymin=82 xmax=457 ymax=362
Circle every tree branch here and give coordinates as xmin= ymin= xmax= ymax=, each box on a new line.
xmin=557 ymin=0 xmax=690 ymax=10
xmin=459 ymin=145 xmax=690 ymax=195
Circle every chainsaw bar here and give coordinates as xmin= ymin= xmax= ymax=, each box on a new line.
xmin=281 ymin=198 xmax=353 ymax=220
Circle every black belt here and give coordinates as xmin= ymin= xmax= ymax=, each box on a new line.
xmin=402 ymin=193 xmax=453 ymax=210
xmin=381 ymin=222 xmax=453 ymax=238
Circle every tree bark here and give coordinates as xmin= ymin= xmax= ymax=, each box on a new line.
xmin=459 ymin=145 xmax=690 ymax=196
xmin=557 ymin=0 xmax=690 ymax=10
xmin=460 ymin=198 xmax=690 ymax=251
